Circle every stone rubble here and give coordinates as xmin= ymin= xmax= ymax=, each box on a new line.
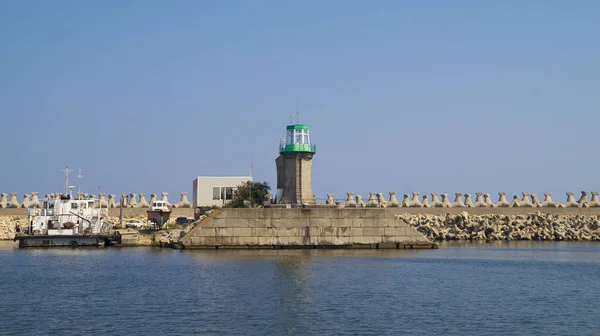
xmin=398 ymin=211 xmax=600 ymax=241
xmin=151 ymin=211 xmax=211 ymax=246
xmin=0 ymin=216 xmax=27 ymax=240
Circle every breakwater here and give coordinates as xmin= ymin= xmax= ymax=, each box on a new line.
xmin=0 ymin=192 xmax=193 ymax=208
xmin=329 ymin=191 xmax=600 ymax=208
xmin=3 ymin=207 xmax=600 ymax=244
xmin=3 ymin=190 xmax=600 ymax=209
xmin=402 ymin=212 xmax=600 ymax=241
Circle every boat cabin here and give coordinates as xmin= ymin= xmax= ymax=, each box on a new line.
xmin=26 ymin=193 xmax=107 ymax=235
xmin=150 ymin=200 xmax=170 ymax=211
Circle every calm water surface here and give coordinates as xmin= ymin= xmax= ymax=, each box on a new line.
xmin=1 ymin=241 xmax=599 ymax=335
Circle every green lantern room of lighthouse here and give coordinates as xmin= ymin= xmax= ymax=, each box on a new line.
xmin=279 ymin=124 xmax=316 ymax=154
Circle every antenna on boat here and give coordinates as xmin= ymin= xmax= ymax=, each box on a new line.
xmin=61 ymin=166 xmax=73 ymax=196
xmin=76 ymin=168 xmax=84 ymax=199
xmin=296 ymin=100 xmax=299 ymax=123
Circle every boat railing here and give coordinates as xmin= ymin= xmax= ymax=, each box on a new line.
xmin=27 ymin=208 xmax=55 ymax=216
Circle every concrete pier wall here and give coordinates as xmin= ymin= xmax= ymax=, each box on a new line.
xmin=181 ymin=208 xmax=436 ymax=249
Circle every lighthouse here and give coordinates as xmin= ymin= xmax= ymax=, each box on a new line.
xmin=275 ymin=123 xmax=316 ymax=205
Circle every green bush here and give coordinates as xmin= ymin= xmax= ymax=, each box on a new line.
xmin=226 ymin=181 xmax=271 ymax=208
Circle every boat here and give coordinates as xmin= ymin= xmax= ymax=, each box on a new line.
xmin=147 ymin=200 xmax=171 ymax=229
xmin=13 ymin=167 xmax=121 ymax=248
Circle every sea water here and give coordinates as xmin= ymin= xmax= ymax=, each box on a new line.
xmin=0 ymin=241 xmax=599 ymax=335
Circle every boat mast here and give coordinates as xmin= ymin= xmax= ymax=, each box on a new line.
xmin=61 ymin=166 xmax=73 ymax=196
xmin=76 ymin=168 xmax=84 ymax=199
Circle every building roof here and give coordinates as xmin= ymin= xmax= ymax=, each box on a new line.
xmin=286 ymin=124 xmax=310 ymax=130
xmin=194 ymin=176 xmax=252 ymax=179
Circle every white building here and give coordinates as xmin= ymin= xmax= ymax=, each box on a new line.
xmin=192 ymin=176 xmax=253 ymax=207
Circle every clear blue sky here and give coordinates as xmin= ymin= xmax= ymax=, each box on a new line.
xmin=1 ymin=0 xmax=599 ymax=203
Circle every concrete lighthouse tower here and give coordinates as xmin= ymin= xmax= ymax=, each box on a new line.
xmin=275 ymin=122 xmax=316 ymax=205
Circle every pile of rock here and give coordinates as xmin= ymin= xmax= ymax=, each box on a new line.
xmin=398 ymin=212 xmax=600 ymax=241
xmin=152 ymin=209 xmax=216 ymax=246
xmin=152 ymin=230 xmax=185 ymax=246
xmin=0 ymin=216 xmax=27 ymax=240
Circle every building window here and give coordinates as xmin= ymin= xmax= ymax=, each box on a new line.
xmin=295 ymin=130 xmax=302 ymax=144
xmin=222 ymin=187 xmax=234 ymax=200
xmin=213 ymin=187 xmax=221 ymax=200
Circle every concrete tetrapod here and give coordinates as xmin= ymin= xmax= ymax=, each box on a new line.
xmin=30 ymin=192 xmax=41 ymax=208
xmin=345 ymin=192 xmax=357 ymax=207
xmin=137 ymin=193 xmax=150 ymax=208
xmin=107 ymin=194 xmax=117 ymax=208
xmin=19 ymin=194 xmax=30 ymax=208
xmin=128 ymin=193 xmax=138 ymax=208
xmin=562 ymin=192 xmax=579 ymax=208
xmin=430 ymin=192 xmax=443 ymax=208
xmin=518 ymin=192 xmax=533 ymax=207
xmin=149 ymin=194 xmax=157 ymax=207
xmin=464 ymin=193 xmax=474 ymax=207
xmin=401 ymin=194 xmax=410 ymax=207
xmin=326 ymin=194 xmax=335 ymax=205
xmin=376 ymin=193 xmax=387 ymax=207
xmin=355 ymin=195 xmax=365 ymax=207
xmin=421 ymin=194 xmax=430 ymax=208
xmin=366 ymin=192 xmax=378 ymax=208
xmin=386 ymin=192 xmax=399 ymax=207
xmin=530 ymin=194 xmax=543 ymax=207
xmin=7 ymin=192 xmax=20 ymax=208
xmin=540 ymin=193 xmax=559 ymax=207
xmin=409 ymin=192 xmax=422 ymax=207
xmin=440 ymin=194 xmax=452 ymax=208
xmin=161 ymin=192 xmax=170 ymax=206
xmin=495 ymin=192 xmax=510 ymax=207
xmin=174 ymin=192 xmax=192 ymax=208
xmin=589 ymin=192 xmax=600 ymax=207
xmin=0 ymin=193 xmax=6 ymax=208
xmin=473 ymin=192 xmax=486 ymax=207
xmin=509 ymin=195 xmax=520 ymax=207
xmin=119 ymin=194 xmax=128 ymax=208
xmin=96 ymin=192 xmax=108 ymax=208
xmin=484 ymin=194 xmax=495 ymax=207
xmin=577 ymin=191 xmax=589 ymax=208
xmin=452 ymin=193 xmax=465 ymax=208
